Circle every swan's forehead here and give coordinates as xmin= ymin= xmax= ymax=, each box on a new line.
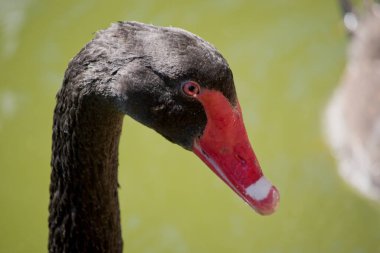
xmin=142 ymin=30 xmax=230 ymax=80
xmin=137 ymin=29 xmax=235 ymax=103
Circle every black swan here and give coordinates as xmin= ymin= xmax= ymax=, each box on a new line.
xmin=49 ymin=21 xmax=279 ymax=253
xmin=325 ymin=1 xmax=380 ymax=200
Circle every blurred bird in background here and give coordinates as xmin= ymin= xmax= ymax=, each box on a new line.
xmin=325 ymin=0 xmax=380 ymax=201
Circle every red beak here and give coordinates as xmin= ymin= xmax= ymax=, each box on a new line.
xmin=192 ymin=89 xmax=279 ymax=215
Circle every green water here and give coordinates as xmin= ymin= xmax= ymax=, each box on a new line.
xmin=1 ymin=0 xmax=380 ymax=252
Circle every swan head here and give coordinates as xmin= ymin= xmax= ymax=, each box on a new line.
xmin=66 ymin=21 xmax=279 ymax=215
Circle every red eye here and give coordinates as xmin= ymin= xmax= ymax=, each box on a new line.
xmin=182 ymin=81 xmax=201 ymax=97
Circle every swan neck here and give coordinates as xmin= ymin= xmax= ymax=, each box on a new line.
xmin=49 ymin=90 xmax=124 ymax=253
